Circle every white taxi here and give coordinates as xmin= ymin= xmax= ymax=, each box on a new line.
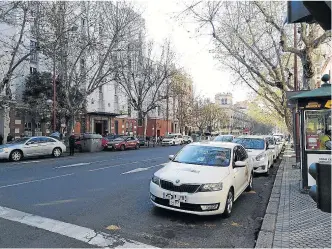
xmin=161 ymin=134 xmax=183 ymax=146
xmin=150 ymin=142 xmax=254 ymax=216
xmin=233 ymin=136 xmax=274 ymax=175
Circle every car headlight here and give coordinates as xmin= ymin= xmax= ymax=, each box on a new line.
xmin=256 ymin=153 xmax=265 ymax=161
xmin=151 ymin=175 xmax=160 ymax=185
xmin=0 ymin=148 xmax=9 ymax=153
xmin=198 ymin=182 xmax=223 ymax=192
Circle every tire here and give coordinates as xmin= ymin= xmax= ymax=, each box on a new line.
xmin=120 ymin=145 xmax=125 ymax=151
xmin=52 ymin=147 xmax=62 ymax=157
xmin=135 ymin=144 xmax=140 ymax=150
xmin=246 ymin=173 xmax=253 ymax=192
xmin=10 ymin=150 xmax=23 ymax=162
xmin=223 ymin=189 xmax=234 ymax=218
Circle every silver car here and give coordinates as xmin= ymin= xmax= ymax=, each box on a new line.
xmin=0 ymin=137 xmax=66 ymax=161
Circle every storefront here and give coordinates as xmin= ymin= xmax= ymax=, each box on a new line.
xmin=289 ymin=80 xmax=331 ymax=189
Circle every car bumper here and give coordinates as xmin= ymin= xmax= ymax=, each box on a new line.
xmin=149 ymin=182 xmax=227 ymax=215
xmin=253 ymin=160 xmax=268 ymax=173
xmin=0 ymin=151 xmax=10 ymax=160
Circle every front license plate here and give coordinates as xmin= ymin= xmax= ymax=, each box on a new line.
xmin=163 ymin=192 xmax=187 ymax=207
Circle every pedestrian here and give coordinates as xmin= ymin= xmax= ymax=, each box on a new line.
xmin=0 ymin=133 xmax=3 ymax=145
xmin=7 ymin=133 xmax=13 ymax=143
xmin=69 ymin=133 xmax=76 ymax=156
xmin=146 ymin=136 xmax=150 ymax=147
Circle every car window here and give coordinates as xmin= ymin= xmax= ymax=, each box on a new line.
xmin=173 ymin=145 xmax=231 ymax=167
xmin=233 ymin=138 xmax=265 ymax=150
xmin=47 ymin=137 xmax=57 ymax=143
xmin=114 ymin=137 xmax=124 ymax=141
xmin=9 ymin=138 xmax=30 ymax=144
xmin=28 ymin=138 xmax=40 ymax=144
xmin=178 ymin=135 xmax=182 ymax=138
xmin=37 ymin=137 xmax=49 ymax=143
xmin=214 ymin=135 xmax=233 ymax=142
xmin=238 ymin=146 xmax=248 ymax=160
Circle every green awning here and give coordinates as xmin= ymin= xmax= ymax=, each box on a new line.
xmin=289 ymin=84 xmax=331 ymax=100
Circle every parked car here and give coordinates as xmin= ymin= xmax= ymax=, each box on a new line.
xmin=150 ymin=142 xmax=254 ymax=216
xmin=214 ymin=135 xmax=235 ymax=142
xmin=183 ymin=135 xmax=193 ymax=144
xmin=264 ymin=135 xmax=279 ymax=161
xmin=0 ymin=136 xmax=66 ymax=161
xmin=107 ymin=136 xmax=140 ymax=151
xmin=137 ymin=137 xmax=146 ymax=146
xmin=233 ymin=136 xmax=274 ymax=175
xmin=161 ymin=134 xmax=183 ymax=146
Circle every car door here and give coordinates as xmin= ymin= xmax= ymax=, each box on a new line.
xmin=126 ymin=137 xmax=134 ymax=148
xmin=37 ymin=137 xmax=52 ymax=155
xmin=22 ymin=138 xmax=41 ymax=156
xmin=46 ymin=137 xmax=58 ymax=154
xmin=232 ymin=146 xmax=247 ymax=198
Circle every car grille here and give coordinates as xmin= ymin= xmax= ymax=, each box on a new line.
xmin=160 ymin=180 xmax=200 ymax=193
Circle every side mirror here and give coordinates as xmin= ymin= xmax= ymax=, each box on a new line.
xmin=169 ymin=155 xmax=175 ymax=161
xmin=268 ymin=145 xmax=275 ymax=149
xmin=234 ymin=161 xmax=246 ymax=167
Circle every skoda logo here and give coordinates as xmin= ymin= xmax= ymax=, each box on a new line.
xmin=175 ymin=179 xmax=180 ymax=184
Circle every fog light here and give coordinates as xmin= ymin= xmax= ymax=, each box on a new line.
xmin=201 ymin=204 xmax=219 ymax=211
xmin=150 ymin=194 xmax=156 ymax=201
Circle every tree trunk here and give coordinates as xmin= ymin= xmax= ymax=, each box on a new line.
xmin=301 ymin=49 xmax=316 ymax=90
xmin=143 ymin=114 xmax=148 ymax=138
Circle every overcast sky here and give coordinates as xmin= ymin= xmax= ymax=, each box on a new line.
xmin=140 ymin=0 xmax=250 ymax=103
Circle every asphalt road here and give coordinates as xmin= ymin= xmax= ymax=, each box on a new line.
xmin=0 ymin=145 xmax=281 ymax=248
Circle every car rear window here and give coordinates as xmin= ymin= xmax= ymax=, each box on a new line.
xmin=233 ymin=138 xmax=265 ymax=150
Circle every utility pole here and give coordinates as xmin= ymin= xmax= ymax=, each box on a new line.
xmin=294 ymin=24 xmax=301 ymax=165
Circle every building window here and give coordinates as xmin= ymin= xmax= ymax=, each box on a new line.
xmin=30 ymin=67 xmax=37 ymax=74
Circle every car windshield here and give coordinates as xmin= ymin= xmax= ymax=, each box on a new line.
xmin=165 ymin=135 xmax=175 ymax=139
xmin=114 ymin=137 xmax=124 ymax=141
xmin=8 ymin=138 xmax=30 ymax=144
xmin=173 ymin=145 xmax=231 ymax=167
xmin=214 ymin=135 xmax=233 ymax=142
xmin=233 ymin=138 xmax=265 ymax=150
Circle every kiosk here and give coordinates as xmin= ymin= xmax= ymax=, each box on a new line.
xmin=289 ymin=76 xmax=331 ymax=189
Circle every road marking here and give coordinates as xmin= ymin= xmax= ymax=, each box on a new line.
xmin=34 ymin=199 xmax=78 ymax=207
xmin=89 ymin=157 xmax=163 ymax=172
xmin=106 ymin=225 xmax=121 ymax=231
xmin=0 ymin=173 xmax=74 ymax=189
xmin=121 ymin=163 xmax=166 ymax=175
xmin=54 ymin=158 xmax=125 ymax=169
xmin=0 ymin=205 xmax=156 ymax=248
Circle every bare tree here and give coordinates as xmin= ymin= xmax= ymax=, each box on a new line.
xmin=115 ymin=39 xmax=176 ymax=137
xmin=38 ymin=1 xmax=144 ymax=133
xmin=181 ymin=1 xmax=331 ymax=132
xmin=0 ymin=1 xmax=40 ymax=104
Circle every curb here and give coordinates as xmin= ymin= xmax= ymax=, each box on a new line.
xmin=255 ymin=151 xmax=287 ymax=248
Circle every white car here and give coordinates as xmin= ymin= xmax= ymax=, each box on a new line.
xmin=233 ymin=136 xmax=274 ymax=175
xmin=213 ymin=135 xmax=235 ymax=142
xmin=264 ymin=136 xmax=279 ymax=162
xmin=183 ymin=135 xmax=193 ymax=144
xmin=162 ymin=134 xmax=183 ymax=146
xmin=0 ymin=136 xmax=66 ymax=161
xmin=150 ymin=142 xmax=254 ymax=216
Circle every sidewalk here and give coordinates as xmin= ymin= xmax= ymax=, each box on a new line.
xmin=256 ymin=144 xmax=331 ymax=248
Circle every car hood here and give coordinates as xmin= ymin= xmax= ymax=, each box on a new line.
xmin=0 ymin=144 xmax=17 ymax=149
xmin=246 ymin=149 xmax=265 ymax=157
xmin=154 ymin=161 xmax=230 ymax=184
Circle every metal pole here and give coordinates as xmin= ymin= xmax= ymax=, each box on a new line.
xmin=53 ymin=50 xmax=56 ymax=132
xmin=294 ymin=24 xmax=301 ymax=165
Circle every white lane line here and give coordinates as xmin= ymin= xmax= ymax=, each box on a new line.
xmin=121 ymin=163 xmax=166 ymax=175
xmin=54 ymin=158 xmax=126 ymax=169
xmin=0 ymin=173 xmax=74 ymax=189
xmin=0 ymin=206 xmax=156 ymax=248
xmin=88 ymin=157 xmax=163 ymax=172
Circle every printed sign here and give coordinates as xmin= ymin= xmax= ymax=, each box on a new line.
xmin=307 ymin=154 xmax=332 ymax=186
xmin=306 ymin=102 xmax=321 ymax=108
xmin=306 ymin=134 xmax=319 ymax=149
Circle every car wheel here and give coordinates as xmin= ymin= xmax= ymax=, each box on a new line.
xmin=135 ymin=144 xmax=140 ymax=150
xmin=10 ymin=150 xmax=22 ymax=162
xmin=52 ymin=147 xmax=62 ymax=157
xmin=246 ymin=173 xmax=253 ymax=192
xmin=223 ymin=189 xmax=234 ymax=218
xmin=120 ymin=145 xmax=125 ymax=151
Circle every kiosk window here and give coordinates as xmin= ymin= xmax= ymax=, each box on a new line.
xmin=305 ymin=110 xmax=331 ymax=151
